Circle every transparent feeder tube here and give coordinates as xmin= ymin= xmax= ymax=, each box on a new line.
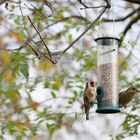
xmin=95 ymin=37 xmax=120 ymax=113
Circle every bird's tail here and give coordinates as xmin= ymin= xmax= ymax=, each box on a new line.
xmin=86 ymin=110 xmax=89 ymax=120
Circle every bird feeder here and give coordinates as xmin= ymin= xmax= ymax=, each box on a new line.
xmin=95 ymin=37 xmax=120 ymax=113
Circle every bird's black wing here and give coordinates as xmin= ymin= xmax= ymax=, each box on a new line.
xmin=84 ymin=96 xmax=89 ymax=103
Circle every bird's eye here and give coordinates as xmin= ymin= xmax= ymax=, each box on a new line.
xmin=132 ymin=87 xmax=136 ymax=91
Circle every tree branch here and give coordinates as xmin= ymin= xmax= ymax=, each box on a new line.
xmin=27 ymin=44 xmax=41 ymax=60
xmin=37 ymin=49 xmax=58 ymax=64
xmin=42 ymin=0 xmax=53 ymax=13
xmin=120 ymin=14 xmax=140 ymax=45
xmin=0 ymin=0 xmax=19 ymax=5
xmin=103 ymin=7 xmax=140 ymax=22
xmin=25 ymin=3 xmax=109 ymax=63
xmin=19 ymin=0 xmax=30 ymax=37
xmin=59 ymin=7 xmax=108 ymax=58
xmin=104 ymin=0 xmax=111 ymax=8
xmin=27 ymin=16 xmax=52 ymax=60
xmin=77 ymin=0 xmax=108 ymax=10
xmin=80 ymin=5 xmax=106 ymax=10
xmin=124 ymin=0 xmax=140 ymax=5
xmin=77 ymin=0 xmax=88 ymax=8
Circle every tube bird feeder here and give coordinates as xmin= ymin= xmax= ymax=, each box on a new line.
xmin=95 ymin=37 xmax=120 ymax=113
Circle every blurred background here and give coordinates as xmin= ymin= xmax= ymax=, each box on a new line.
xmin=0 ymin=0 xmax=140 ymax=139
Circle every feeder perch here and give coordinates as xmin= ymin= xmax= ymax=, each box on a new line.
xmin=95 ymin=37 xmax=120 ymax=113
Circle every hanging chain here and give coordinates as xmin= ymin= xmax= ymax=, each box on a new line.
xmin=112 ymin=4 xmax=116 ymax=45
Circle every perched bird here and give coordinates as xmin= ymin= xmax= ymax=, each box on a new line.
xmin=119 ymin=86 xmax=140 ymax=108
xmin=83 ymin=80 xmax=95 ymax=120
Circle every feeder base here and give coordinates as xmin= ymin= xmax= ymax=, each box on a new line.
xmin=96 ymin=106 xmax=120 ymax=114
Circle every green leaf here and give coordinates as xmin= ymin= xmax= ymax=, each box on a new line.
xmin=73 ymin=90 xmax=78 ymax=97
xmin=46 ymin=123 xmax=55 ymax=136
xmin=16 ymin=135 xmax=22 ymax=140
xmin=52 ymin=83 xmax=59 ymax=91
xmin=33 ymin=16 xmax=41 ymax=23
xmin=68 ymin=34 xmax=72 ymax=42
xmin=44 ymin=81 xmax=50 ymax=88
xmin=122 ymin=120 xmax=128 ymax=130
xmin=135 ymin=77 xmax=140 ymax=82
xmin=68 ymin=100 xmax=73 ymax=105
xmin=37 ymin=119 xmax=44 ymax=125
xmin=65 ymin=18 xmax=72 ymax=24
xmin=128 ymin=40 xmax=136 ymax=48
xmin=51 ymin=91 xmax=56 ymax=98
xmin=19 ymin=63 xmax=29 ymax=81
xmin=119 ymin=75 xmax=126 ymax=81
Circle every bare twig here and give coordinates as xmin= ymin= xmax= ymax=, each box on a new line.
xmin=103 ymin=7 xmax=140 ymax=22
xmin=37 ymin=49 xmax=57 ymax=64
xmin=43 ymin=0 xmax=53 ymax=12
xmin=0 ymin=0 xmax=20 ymax=5
xmin=120 ymin=14 xmax=140 ymax=45
xmin=27 ymin=16 xmax=52 ymax=60
xmin=135 ymin=30 xmax=140 ymax=43
xmin=80 ymin=5 xmax=106 ymax=10
xmin=77 ymin=0 xmax=88 ymax=8
xmin=104 ymin=0 xmax=111 ymax=8
xmin=27 ymin=44 xmax=41 ymax=60
xmin=77 ymin=0 xmax=107 ymax=10
xmin=19 ymin=0 xmax=30 ymax=37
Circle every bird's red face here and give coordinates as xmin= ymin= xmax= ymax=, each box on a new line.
xmin=90 ymin=81 xmax=94 ymax=87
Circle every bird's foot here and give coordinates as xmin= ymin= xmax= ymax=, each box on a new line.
xmin=90 ymin=101 xmax=98 ymax=105
xmin=119 ymin=105 xmax=127 ymax=108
